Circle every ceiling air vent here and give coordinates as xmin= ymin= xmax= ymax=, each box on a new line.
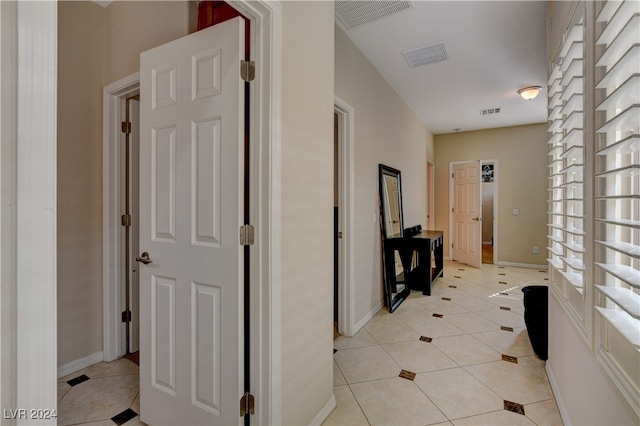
xmin=402 ymin=42 xmax=449 ymax=68
xmin=480 ymin=108 xmax=502 ymax=115
xmin=335 ymin=1 xmax=412 ymax=30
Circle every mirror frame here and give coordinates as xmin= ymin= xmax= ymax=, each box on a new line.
xmin=378 ymin=164 xmax=410 ymax=312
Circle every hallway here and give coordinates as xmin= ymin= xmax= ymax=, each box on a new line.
xmin=57 ymin=260 xmax=561 ymax=425
xmin=326 ymin=260 xmax=561 ymax=425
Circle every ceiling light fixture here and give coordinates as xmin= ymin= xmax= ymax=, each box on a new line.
xmin=518 ymin=86 xmax=542 ymax=100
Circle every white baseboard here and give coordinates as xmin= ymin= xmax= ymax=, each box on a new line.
xmin=309 ymin=394 xmax=336 ymax=426
xmin=546 ymin=360 xmax=571 ymax=426
xmin=57 ymin=351 xmax=104 ymax=379
xmin=353 ymin=301 xmax=383 ymax=334
xmin=495 ymin=261 xmax=548 ymax=270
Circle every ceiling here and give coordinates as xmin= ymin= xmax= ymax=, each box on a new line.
xmin=335 ymin=1 xmax=548 ymax=135
xmin=92 ymin=1 xmax=548 ymax=135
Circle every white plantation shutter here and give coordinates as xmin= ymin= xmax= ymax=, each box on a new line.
xmin=548 ymin=0 xmax=639 ymax=414
xmin=592 ymin=0 xmax=640 ymax=412
xmin=547 ymin=16 xmax=587 ymax=324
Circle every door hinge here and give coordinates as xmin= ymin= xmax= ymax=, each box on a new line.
xmin=121 ymin=121 xmax=132 ymax=134
xmin=451 ymin=172 xmax=454 ymax=178
xmin=239 ymin=224 xmax=255 ymax=246
xmin=241 ymin=60 xmax=255 ymax=82
xmin=240 ymin=392 xmax=255 ymax=417
xmin=121 ymin=310 xmax=131 ymax=323
xmin=451 ymin=207 xmax=454 ymax=213
xmin=121 ymin=214 xmax=132 ymax=227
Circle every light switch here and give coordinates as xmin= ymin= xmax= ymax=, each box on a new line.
xmin=513 ymin=208 xmax=519 ymax=216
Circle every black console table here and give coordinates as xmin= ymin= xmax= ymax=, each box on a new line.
xmin=384 ymin=230 xmax=444 ymax=296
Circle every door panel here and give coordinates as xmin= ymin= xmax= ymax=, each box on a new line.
xmin=453 ymin=161 xmax=482 ymax=268
xmin=139 ymin=18 xmax=244 ymax=426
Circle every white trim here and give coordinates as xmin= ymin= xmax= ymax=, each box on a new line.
xmin=230 ymin=2 xmax=282 ymax=424
xmin=1 ymin=0 xmax=19 ymax=412
xmin=102 ymin=72 xmax=140 ymax=363
xmin=495 ymin=261 xmax=548 ymax=270
xmin=334 ymin=96 xmax=356 ymax=337
xmin=549 ymin=283 xmax=590 ymax=343
xmin=57 ymin=351 xmax=104 ymax=379
xmin=309 ymin=395 xmax=337 ymax=426
xmin=15 ymin=1 xmax=58 ymax=415
xmin=354 ymin=302 xmax=384 ymax=333
xmin=545 ymin=361 xmax=572 ymax=426
xmin=596 ymin=347 xmax=640 ymax=418
xmin=426 ymin=161 xmax=435 ymax=230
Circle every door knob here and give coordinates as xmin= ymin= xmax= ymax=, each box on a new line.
xmin=472 ymin=217 xmax=480 ymax=221
xmin=136 ymin=251 xmax=153 ymax=264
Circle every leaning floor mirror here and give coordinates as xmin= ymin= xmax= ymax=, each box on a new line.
xmin=379 ymin=164 xmax=410 ymax=312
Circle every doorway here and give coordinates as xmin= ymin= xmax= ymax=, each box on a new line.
xmin=426 ymin=162 xmax=435 ymax=230
xmin=103 ymin=73 xmax=142 ymax=362
xmin=481 ymin=162 xmax=495 ymax=264
xmin=334 ymin=112 xmax=339 ymax=338
xmin=449 ymin=160 xmax=498 ymax=267
xmin=121 ymin=95 xmax=140 ymax=356
xmin=333 ymin=97 xmax=356 ymax=337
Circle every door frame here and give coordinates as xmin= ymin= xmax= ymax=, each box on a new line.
xmin=333 ymin=97 xmax=355 ymax=336
xmin=93 ymin=2 xmax=283 ymax=425
xmin=426 ymin=161 xmax=435 ymax=230
xmin=448 ymin=159 xmax=499 ymax=264
xmin=481 ymin=160 xmax=499 ymax=263
xmin=103 ymin=72 xmax=141 ymax=363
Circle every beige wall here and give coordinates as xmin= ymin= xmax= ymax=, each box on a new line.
xmin=280 ymin=3 xmax=335 ymax=423
xmin=57 ymin=0 xmax=106 ymax=366
xmin=56 ymin=0 xmax=193 ymax=370
xmin=104 ymin=1 xmax=193 ymax=85
xmin=335 ymin=26 xmax=434 ymax=324
xmin=434 ymin=124 xmax=548 ymax=266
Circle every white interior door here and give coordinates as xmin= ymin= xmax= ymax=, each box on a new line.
xmin=139 ymin=18 xmax=244 ymax=426
xmin=452 ymin=161 xmax=482 ymax=268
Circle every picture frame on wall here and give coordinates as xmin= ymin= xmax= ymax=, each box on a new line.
xmin=482 ymin=164 xmax=494 ymax=182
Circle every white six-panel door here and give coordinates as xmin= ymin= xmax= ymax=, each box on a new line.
xmin=453 ymin=161 xmax=482 ymax=268
xmin=139 ymin=18 xmax=244 ymax=425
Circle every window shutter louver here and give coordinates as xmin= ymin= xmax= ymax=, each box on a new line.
xmin=547 ymin=15 xmax=587 ymax=324
xmin=592 ymin=0 xmax=640 ymax=414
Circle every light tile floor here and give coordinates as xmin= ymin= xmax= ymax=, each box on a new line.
xmin=325 ymin=260 xmax=563 ymax=426
xmin=58 ymin=358 xmax=143 ymax=426
xmin=58 ymin=260 xmax=562 ymax=426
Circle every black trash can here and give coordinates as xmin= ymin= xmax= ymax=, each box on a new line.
xmin=522 ymin=286 xmax=548 ymax=360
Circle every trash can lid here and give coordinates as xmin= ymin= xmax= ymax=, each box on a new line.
xmin=521 ymin=285 xmax=548 ymax=293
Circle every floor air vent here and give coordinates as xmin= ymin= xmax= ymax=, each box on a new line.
xmin=335 ymin=1 xmax=412 ymax=29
